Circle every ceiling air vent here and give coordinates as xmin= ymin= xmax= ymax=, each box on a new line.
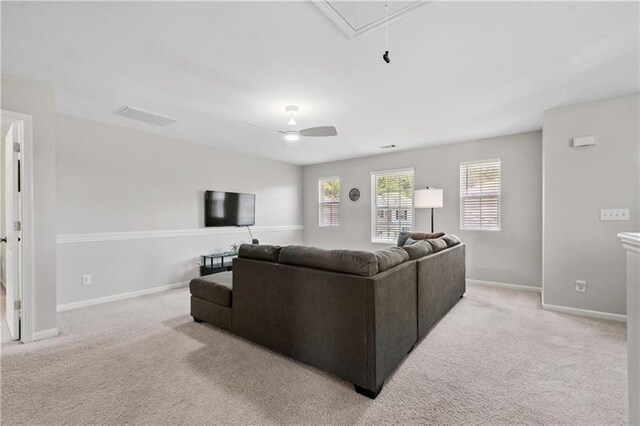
xmin=115 ymin=106 xmax=177 ymax=127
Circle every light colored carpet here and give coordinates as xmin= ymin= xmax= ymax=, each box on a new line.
xmin=1 ymin=284 xmax=627 ymax=425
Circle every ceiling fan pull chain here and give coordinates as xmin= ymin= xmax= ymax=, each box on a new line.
xmin=385 ymin=3 xmax=388 ymax=51
xmin=383 ymin=4 xmax=390 ymax=63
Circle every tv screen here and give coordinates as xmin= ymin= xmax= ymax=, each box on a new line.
xmin=205 ymin=191 xmax=255 ymax=227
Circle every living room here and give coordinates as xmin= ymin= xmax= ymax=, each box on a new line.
xmin=1 ymin=1 xmax=639 ymax=424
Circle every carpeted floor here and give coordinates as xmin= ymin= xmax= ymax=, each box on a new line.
xmin=0 ymin=284 xmax=627 ymax=425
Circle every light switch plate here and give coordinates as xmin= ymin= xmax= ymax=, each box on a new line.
xmin=600 ymin=209 xmax=630 ymax=221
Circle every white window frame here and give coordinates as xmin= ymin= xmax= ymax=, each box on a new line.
xmin=370 ymin=168 xmax=415 ymax=243
xmin=318 ymin=176 xmax=341 ymax=227
xmin=459 ymin=159 xmax=501 ymax=231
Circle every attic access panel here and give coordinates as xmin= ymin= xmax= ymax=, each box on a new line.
xmin=313 ymin=1 xmax=428 ymax=38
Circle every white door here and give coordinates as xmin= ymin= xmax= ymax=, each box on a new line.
xmin=3 ymin=122 xmax=21 ymax=340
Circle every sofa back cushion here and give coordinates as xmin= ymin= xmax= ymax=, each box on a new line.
xmin=238 ymin=244 xmax=282 ymax=262
xmin=398 ymin=231 xmax=445 ymax=247
xmin=427 ymin=238 xmax=448 ymax=252
xmin=374 ymin=247 xmax=410 ymax=272
xmin=442 ymin=234 xmax=462 ymax=247
xmin=401 ymin=240 xmax=434 ymax=260
xmin=279 ymin=246 xmax=379 ymax=276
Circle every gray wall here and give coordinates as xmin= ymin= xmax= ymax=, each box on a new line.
xmin=303 ymin=131 xmax=542 ymax=288
xmin=543 ymin=93 xmax=640 ymax=315
xmin=56 ymin=115 xmax=303 ymax=306
xmin=1 ymin=74 xmax=58 ymax=335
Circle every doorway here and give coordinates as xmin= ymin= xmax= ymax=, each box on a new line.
xmin=1 ymin=110 xmax=33 ymax=343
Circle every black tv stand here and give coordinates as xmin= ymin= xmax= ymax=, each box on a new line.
xmin=200 ymin=251 xmax=237 ymax=276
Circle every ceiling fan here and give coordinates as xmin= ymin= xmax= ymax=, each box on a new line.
xmin=251 ymin=105 xmax=338 ymax=143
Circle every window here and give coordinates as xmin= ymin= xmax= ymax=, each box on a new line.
xmin=371 ymin=169 xmax=414 ymax=242
xmin=319 ymin=177 xmax=340 ymax=227
xmin=460 ymin=159 xmax=501 ymax=231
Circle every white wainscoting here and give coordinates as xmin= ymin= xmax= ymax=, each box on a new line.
xmin=58 ymin=280 xmax=190 ymax=312
xmin=56 ymin=225 xmax=304 ymax=309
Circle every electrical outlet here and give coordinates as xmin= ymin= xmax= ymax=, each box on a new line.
xmin=600 ymin=209 xmax=630 ymax=221
xmin=575 ymin=280 xmax=586 ymax=292
xmin=82 ymin=274 xmax=91 ymax=286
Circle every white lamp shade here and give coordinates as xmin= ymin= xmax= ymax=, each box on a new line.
xmin=415 ymin=188 xmax=443 ymax=208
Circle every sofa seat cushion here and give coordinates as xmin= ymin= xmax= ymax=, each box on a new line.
xmin=238 ymin=244 xmax=281 ymax=262
xmin=398 ymin=231 xmax=445 ymax=247
xmin=427 ymin=238 xmax=448 ymax=252
xmin=401 ymin=240 xmax=434 ymax=260
xmin=189 ymin=271 xmax=233 ymax=307
xmin=279 ymin=246 xmax=379 ymax=276
xmin=375 ymin=247 xmax=409 ymax=272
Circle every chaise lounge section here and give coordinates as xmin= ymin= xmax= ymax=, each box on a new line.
xmin=190 ymin=235 xmax=465 ymax=398
xmin=190 ymin=271 xmax=233 ymax=331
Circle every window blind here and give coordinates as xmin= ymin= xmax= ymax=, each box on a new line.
xmin=460 ymin=159 xmax=501 ymax=231
xmin=319 ymin=177 xmax=340 ymax=227
xmin=371 ymin=169 xmax=414 ymax=242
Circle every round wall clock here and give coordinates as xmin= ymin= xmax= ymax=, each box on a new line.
xmin=348 ymin=187 xmax=362 ymax=202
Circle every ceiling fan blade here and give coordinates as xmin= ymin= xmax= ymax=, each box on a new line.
xmin=299 ymin=126 xmax=337 ymax=137
xmin=248 ymin=123 xmax=285 ymax=134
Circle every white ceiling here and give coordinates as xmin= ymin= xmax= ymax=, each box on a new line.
xmin=2 ymin=1 xmax=638 ymax=165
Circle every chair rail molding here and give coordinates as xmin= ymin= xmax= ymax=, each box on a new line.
xmin=618 ymin=232 xmax=640 ymax=426
xmin=57 ymin=225 xmax=303 ymax=244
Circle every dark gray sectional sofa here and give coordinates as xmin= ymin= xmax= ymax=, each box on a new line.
xmin=190 ymin=234 xmax=465 ymax=398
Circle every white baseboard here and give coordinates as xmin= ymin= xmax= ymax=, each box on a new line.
xmin=467 ymin=279 xmax=541 ymax=293
xmin=542 ymin=303 xmax=627 ymax=323
xmin=57 ymin=280 xmax=189 ymax=312
xmin=33 ymin=327 xmax=59 ymax=341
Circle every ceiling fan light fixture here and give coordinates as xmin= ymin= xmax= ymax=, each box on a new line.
xmin=284 ymin=132 xmax=300 ymax=142
xmin=288 ymin=117 xmax=297 ymax=126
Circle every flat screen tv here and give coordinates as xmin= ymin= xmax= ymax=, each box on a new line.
xmin=205 ymin=191 xmax=255 ymax=227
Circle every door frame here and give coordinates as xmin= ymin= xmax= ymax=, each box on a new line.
xmin=1 ymin=110 xmax=34 ymax=343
